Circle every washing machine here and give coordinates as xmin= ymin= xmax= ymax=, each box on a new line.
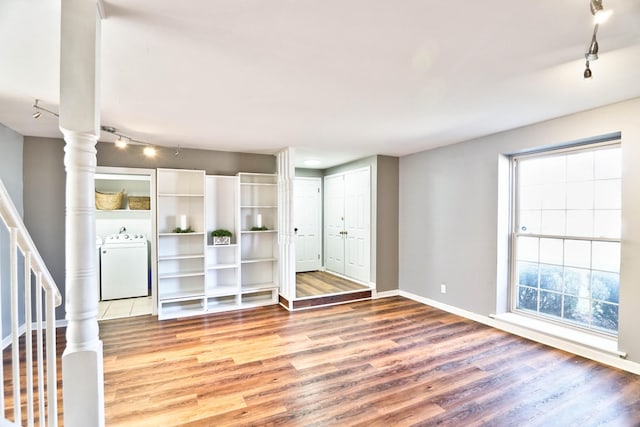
xmin=100 ymin=233 xmax=148 ymax=300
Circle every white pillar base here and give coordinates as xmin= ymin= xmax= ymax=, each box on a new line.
xmin=62 ymin=343 xmax=105 ymax=427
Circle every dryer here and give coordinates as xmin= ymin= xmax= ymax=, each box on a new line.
xmin=100 ymin=233 xmax=148 ymax=300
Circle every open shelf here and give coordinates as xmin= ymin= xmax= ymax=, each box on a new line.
xmin=158 ymin=298 xmax=206 ymax=320
xmin=207 ymin=285 xmax=239 ymax=297
xmin=158 ymin=289 xmax=205 ymax=301
xmin=241 ymin=258 xmax=277 ymax=264
xmin=240 ymin=289 xmax=278 ymax=307
xmin=157 ymin=169 xmax=207 ymax=320
xmin=159 ymin=271 xmax=205 ymax=279
xmin=241 ymin=283 xmax=278 ymax=292
xmin=159 ymin=254 xmax=205 ymax=261
xmin=207 ymin=263 xmax=238 ymax=270
xmin=206 ymin=295 xmax=238 ymax=311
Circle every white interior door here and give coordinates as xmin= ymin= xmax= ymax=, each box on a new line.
xmin=294 ymin=177 xmax=322 ymax=272
xmin=344 ymin=168 xmax=370 ymax=283
xmin=324 ymin=174 xmax=345 ymax=274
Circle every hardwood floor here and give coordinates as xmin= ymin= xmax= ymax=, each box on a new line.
xmin=296 ymin=270 xmax=369 ymax=298
xmin=5 ymin=297 xmax=640 ymax=426
xmin=99 ymin=297 xmax=640 ymax=426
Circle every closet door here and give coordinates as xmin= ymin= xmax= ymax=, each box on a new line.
xmin=344 ymin=168 xmax=370 ymax=283
xmin=324 ymin=167 xmax=370 ymax=283
xmin=324 ymin=174 xmax=345 ymax=274
xmin=294 ymin=177 xmax=322 ymax=272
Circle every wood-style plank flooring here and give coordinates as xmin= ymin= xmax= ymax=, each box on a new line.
xmin=296 ymin=270 xmax=369 ymax=298
xmin=5 ymin=297 xmax=640 ymax=426
xmin=99 ymin=297 xmax=640 ymax=426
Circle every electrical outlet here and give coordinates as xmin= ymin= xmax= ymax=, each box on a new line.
xmin=440 ymin=284 xmax=447 ymax=294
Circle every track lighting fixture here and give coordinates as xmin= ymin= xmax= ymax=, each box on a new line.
xmin=590 ymin=0 xmax=612 ymax=24
xmin=32 ymin=99 xmax=58 ymax=119
xmin=115 ymin=136 xmax=128 ymax=149
xmin=585 ymin=26 xmax=599 ymax=61
xmin=32 ymin=99 xmax=41 ymax=118
xmin=143 ymin=146 xmax=157 ymax=157
xmin=582 ymin=0 xmax=611 ymax=79
xmin=100 ymin=125 xmax=164 ymax=158
xmin=30 ymin=101 xmax=168 ymax=158
xmin=584 ymin=61 xmax=593 ymax=79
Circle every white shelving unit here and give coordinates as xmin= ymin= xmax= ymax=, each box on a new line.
xmin=238 ymin=172 xmax=279 ymax=307
xmin=156 ymin=170 xmax=279 ymax=319
xmin=156 ymin=169 xmax=206 ymax=319
xmin=205 ymin=175 xmax=241 ymax=311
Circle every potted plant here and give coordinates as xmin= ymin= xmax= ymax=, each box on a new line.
xmin=211 ymin=229 xmax=232 ymax=245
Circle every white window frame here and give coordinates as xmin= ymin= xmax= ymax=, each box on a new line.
xmin=509 ymin=139 xmax=621 ymax=337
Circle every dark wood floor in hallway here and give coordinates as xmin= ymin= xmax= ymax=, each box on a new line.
xmin=99 ymin=297 xmax=640 ymax=426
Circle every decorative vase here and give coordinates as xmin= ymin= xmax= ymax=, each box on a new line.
xmin=213 ymin=236 xmax=231 ymax=245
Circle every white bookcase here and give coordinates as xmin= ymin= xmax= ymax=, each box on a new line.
xmin=156 ymin=169 xmax=206 ymax=319
xmin=156 ymin=170 xmax=279 ymax=319
xmin=205 ymin=175 xmax=241 ymax=310
xmin=238 ymin=173 xmax=279 ymax=307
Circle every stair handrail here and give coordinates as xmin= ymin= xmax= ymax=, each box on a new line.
xmin=0 ymin=177 xmax=62 ymax=427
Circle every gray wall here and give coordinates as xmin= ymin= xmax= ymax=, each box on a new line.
xmin=295 ymin=168 xmax=324 ymax=178
xmin=0 ymin=123 xmax=24 ymax=339
xmin=23 ymin=138 xmax=277 ymax=317
xmin=399 ymin=97 xmax=640 ymax=363
xmin=23 ymin=137 xmax=66 ymax=318
xmin=97 ymin=142 xmax=275 ymax=175
xmin=376 ymin=156 xmax=399 ymax=292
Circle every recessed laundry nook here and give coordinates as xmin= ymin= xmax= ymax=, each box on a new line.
xmin=95 ymin=167 xmax=156 ymax=319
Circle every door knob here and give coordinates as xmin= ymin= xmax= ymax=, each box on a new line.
xmin=294 ymin=228 xmax=298 ymax=233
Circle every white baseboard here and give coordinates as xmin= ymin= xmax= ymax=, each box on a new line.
xmin=399 ymin=290 xmax=640 ymax=375
xmin=373 ymin=289 xmax=399 ymax=299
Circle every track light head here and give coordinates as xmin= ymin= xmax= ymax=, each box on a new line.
xmin=115 ymin=136 xmax=128 ymax=149
xmin=584 ymin=61 xmax=593 ymax=79
xmin=586 ymin=38 xmax=599 ymax=61
xmin=590 ymin=0 xmax=612 ymax=24
xmin=32 ymin=99 xmax=41 ymax=119
xmin=31 ymin=98 xmax=59 ymax=119
xmin=143 ymin=146 xmax=157 ymax=157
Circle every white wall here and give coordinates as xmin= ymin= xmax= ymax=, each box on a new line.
xmin=399 ymin=97 xmax=640 ymax=363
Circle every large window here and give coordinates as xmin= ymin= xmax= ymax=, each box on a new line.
xmin=512 ymin=142 xmax=621 ymax=335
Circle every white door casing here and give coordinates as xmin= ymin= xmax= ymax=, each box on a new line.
xmin=294 ymin=177 xmax=322 ymax=272
xmin=324 ymin=174 xmax=345 ymax=274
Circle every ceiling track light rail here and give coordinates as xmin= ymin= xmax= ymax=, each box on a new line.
xmin=32 ymin=99 xmax=59 ymax=119
xmin=99 ymin=125 xmax=163 ymax=157
xmin=29 ymin=98 xmax=173 ymax=158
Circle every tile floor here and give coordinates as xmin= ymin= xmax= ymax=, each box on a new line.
xmin=98 ymin=296 xmax=153 ymax=321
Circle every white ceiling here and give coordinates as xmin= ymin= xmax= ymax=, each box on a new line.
xmin=1 ymin=0 xmax=639 ymax=168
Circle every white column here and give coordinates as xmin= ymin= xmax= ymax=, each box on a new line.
xmin=277 ymin=148 xmax=296 ymax=308
xmin=60 ymin=0 xmax=104 ymax=426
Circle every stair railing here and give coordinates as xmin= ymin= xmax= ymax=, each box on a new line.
xmin=0 ymin=178 xmax=62 ymax=427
